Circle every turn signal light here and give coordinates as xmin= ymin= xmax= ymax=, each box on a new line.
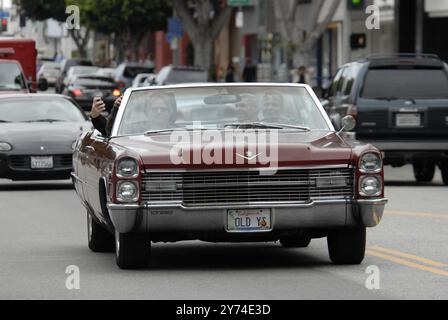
xmin=112 ymin=89 xmax=121 ymax=97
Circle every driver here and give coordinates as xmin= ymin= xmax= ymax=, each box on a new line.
xmin=235 ymin=94 xmax=259 ymax=122
xmin=261 ymin=90 xmax=289 ymax=123
xmin=130 ymin=92 xmax=177 ymax=133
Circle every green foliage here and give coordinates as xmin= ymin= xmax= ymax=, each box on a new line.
xmin=13 ymin=0 xmax=67 ymax=22
xmin=65 ymin=0 xmax=172 ymax=35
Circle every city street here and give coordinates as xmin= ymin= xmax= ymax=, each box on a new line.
xmin=0 ymin=166 xmax=447 ymax=300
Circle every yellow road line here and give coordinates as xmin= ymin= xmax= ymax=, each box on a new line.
xmin=366 ymin=250 xmax=448 ymax=277
xmin=368 ymin=246 xmax=448 ymax=268
xmin=386 ymin=210 xmax=448 ymax=220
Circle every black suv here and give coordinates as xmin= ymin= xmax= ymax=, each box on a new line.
xmin=323 ymin=54 xmax=448 ymax=184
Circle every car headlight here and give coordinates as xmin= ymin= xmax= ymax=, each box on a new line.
xmin=116 ymin=181 xmax=139 ymax=202
xmin=359 ymin=176 xmax=382 ymax=197
xmin=0 ymin=142 xmax=12 ymax=151
xmin=117 ymin=158 xmax=139 ymax=178
xmin=359 ymin=152 xmax=382 ymax=173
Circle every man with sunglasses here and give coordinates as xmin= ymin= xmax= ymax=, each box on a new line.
xmin=261 ymin=91 xmax=290 ymax=124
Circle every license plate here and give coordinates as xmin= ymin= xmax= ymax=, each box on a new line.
xmin=31 ymin=156 xmax=53 ymax=169
xmin=94 ymin=91 xmax=103 ymax=98
xmin=396 ymin=113 xmax=421 ymax=127
xmin=227 ymin=209 xmax=272 ymax=232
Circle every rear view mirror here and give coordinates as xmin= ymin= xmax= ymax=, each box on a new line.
xmin=341 ymin=115 xmax=356 ymax=132
xmin=204 ymin=94 xmax=241 ymax=105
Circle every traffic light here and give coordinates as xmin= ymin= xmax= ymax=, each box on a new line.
xmin=348 ymin=0 xmax=365 ymax=10
xmin=1 ymin=19 xmax=7 ymax=32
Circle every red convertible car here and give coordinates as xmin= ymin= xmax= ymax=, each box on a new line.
xmin=72 ymin=84 xmax=387 ymax=269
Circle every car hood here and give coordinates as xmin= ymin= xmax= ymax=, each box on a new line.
xmin=0 ymin=121 xmax=91 ymax=154
xmin=111 ymin=130 xmax=354 ymax=169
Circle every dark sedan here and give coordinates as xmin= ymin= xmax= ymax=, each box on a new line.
xmin=0 ymin=94 xmax=91 ymax=181
xmin=63 ymin=75 xmax=121 ymax=112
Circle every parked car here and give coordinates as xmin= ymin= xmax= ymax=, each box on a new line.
xmin=96 ymin=68 xmax=116 ymax=79
xmin=0 ymin=94 xmax=90 ymax=181
xmin=131 ymin=73 xmax=156 ymax=88
xmin=323 ymin=53 xmax=448 ymax=184
xmin=56 ymin=59 xmax=94 ymax=93
xmin=114 ymin=63 xmax=154 ymax=90
xmin=37 ymin=61 xmax=61 ymax=87
xmin=154 ymin=65 xmax=208 ymax=86
xmin=63 ymin=74 xmax=121 ymax=112
xmin=72 ymin=83 xmax=387 ymax=269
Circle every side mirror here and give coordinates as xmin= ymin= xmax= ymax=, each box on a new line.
xmin=340 ymin=115 xmax=356 ymax=132
xmin=38 ymin=78 xmax=48 ymax=91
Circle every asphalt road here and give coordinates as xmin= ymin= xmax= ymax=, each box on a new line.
xmin=0 ymin=165 xmax=447 ymax=300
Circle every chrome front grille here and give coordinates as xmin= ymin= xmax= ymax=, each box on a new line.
xmin=141 ymin=168 xmax=354 ymax=207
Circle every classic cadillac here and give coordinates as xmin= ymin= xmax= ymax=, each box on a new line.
xmin=72 ymin=83 xmax=387 ymax=269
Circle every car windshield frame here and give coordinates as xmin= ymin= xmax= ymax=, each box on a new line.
xmin=112 ymin=83 xmax=333 ymax=137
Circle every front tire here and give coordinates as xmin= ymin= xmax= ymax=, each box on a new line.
xmin=115 ymin=232 xmax=151 ymax=269
xmin=280 ymin=237 xmax=311 ymax=248
xmin=327 ymin=227 xmax=366 ymax=265
xmin=413 ymin=161 xmax=435 ymax=182
xmin=87 ymin=212 xmax=115 ymax=252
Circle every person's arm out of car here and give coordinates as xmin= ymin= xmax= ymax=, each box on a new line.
xmin=90 ymin=97 xmax=108 ymax=136
xmin=105 ymin=95 xmax=123 ymax=136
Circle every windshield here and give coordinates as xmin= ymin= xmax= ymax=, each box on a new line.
xmin=70 ymin=67 xmax=99 ymax=76
xmin=0 ymin=98 xmax=86 ymax=122
xmin=124 ymin=67 xmax=154 ymax=78
xmin=0 ymin=62 xmax=27 ymax=90
xmin=361 ymin=69 xmax=448 ymax=99
xmin=75 ymin=77 xmax=116 ymax=86
xmin=166 ymin=70 xmax=208 ymax=84
xmin=117 ymin=86 xmax=329 ymax=136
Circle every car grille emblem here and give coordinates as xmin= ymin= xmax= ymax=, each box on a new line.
xmin=40 ymin=146 xmax=45 ymax=151
xmin=236 ymin=151 xmax=261 ymax=161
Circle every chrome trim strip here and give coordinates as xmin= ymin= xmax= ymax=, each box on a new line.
xmin=141 ymin=199 xmax=350 ymax=210
xmin=356 ymin=198 xmax=388 ymax=205
xmin=142 ymin=164 xmax=353 ymax=173
xmin=71 ymin=172 xmax=86 ymax=184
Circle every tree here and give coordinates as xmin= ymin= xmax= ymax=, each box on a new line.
xmin=274 ymin=0 xmax=342 ymax=68
xmin=172 ymin=0 xmax=232 ymax=73
xmin=14 ymin=0 xmax=91 ymax=58
xmin=68 ymin=0 xmax=172 ymax=62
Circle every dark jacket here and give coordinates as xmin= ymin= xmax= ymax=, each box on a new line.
xmin=91 ymin=106 xmax=119 ymax=136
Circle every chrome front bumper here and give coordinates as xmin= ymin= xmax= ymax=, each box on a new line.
xmin=107 ymin=199 xmax=388 ymax=234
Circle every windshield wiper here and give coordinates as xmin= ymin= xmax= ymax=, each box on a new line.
xmin=0 ymin=120 xmax=11 ymax=123
xmin=24 ymin=119 xmax=64 ymax=123
xmin=224 ymin=122 xmax=310 ymax=131
xmin=144 ymin=128 xmax=209 ymax=136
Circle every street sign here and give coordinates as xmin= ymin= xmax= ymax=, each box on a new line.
xmin=168 ymin=18 xmax=183 ymax=37
xmin=227 ymin=0 xmax=251 ymax=6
